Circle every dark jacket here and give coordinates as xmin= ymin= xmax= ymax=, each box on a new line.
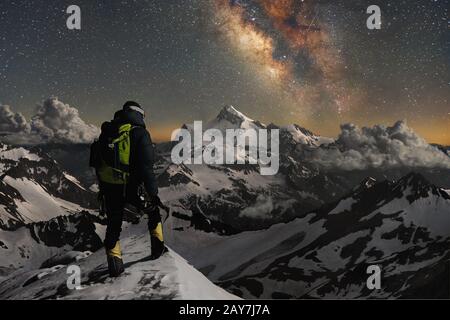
xmin=104 ymin=108 xmax=159 ymax=200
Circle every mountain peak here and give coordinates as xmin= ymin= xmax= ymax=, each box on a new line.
xmin=211 ymin=105 xmax=267 ymax=130
xmin=295 ymin=124 xmax=315 ymax=136
xmin=216 ymin=105 xmax=252 ymax=124
xmin=219 ymin=104 xmax=242 ymax=115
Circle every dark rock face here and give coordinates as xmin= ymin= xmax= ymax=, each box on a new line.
xmin=216 ymin=173 xmax=450 ymax=299
xmin=0 ymin=180 xmax=26 ymax=229
xmin=157 ymin=164 xmax=199 ymax=188
xmin=27 ymin=212 xmax=104 ymax=252
xmin=5 ymin=157 xmax=95 ymax=208
xmin=38 ymin=143 xmax=97 ymax=188
xmin=0 ymin=143 xmax=97 ymax=229
xmin=189 ymin=200 xmax=240 ymax=235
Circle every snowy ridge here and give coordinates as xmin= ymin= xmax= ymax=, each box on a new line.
xmin=0 ymin=221 xmax=238 ymax=300
xmin=0 ymin=143 xmax=95 ymax=229
xmin=168 ymin=173 xmax=450 ymax=299
xmin=0 ymin=145 xmax=41 ymax=163
xmin=157 ymin=106 xmax=334 ymax=232
xmin=206 ymin=105 xmax=265 ymax=131
xmin=1 ymin=106 xmax=449 ymax=299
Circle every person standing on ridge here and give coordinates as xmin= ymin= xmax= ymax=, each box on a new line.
xmin=89 ymin=101 xmax=166 ymax=277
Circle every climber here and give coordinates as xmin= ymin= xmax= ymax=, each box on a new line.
xmin=89 ymin=101 xmax=166 ymax=277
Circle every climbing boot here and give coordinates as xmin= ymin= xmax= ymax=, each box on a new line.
xmin=147 ymin=208 xmax=166 ymax=259
xmin=106 ymin=241 xmax=124 ymax=277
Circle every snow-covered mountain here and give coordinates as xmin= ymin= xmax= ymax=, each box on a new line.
xmin=205 ymin=105 xmax=266 ymax=131
xmin=0 ymin=123 xmax=238 ymax=300
xmin=0 ymin=143 xmax=96 ymax=229
xmin=1 ymin=104 xmax=449 ymax=300
xmin=183 ymin=105 xmax=327 ymax=147
xmin=0 ymin=212 xmax=238 ymax=300
xmin=39 ymin=143 xmax=97 ymax=189
xmin=170 ymin=172 xmax=449 ymax=299
xmin=0 ymin=211 xmax=103 ymax=277
xmin=156 ymin=106 xmax=338 ymax=232
xmin=2 ymin=169 xmax=447 ymax=299
xmin=152 ymin=106 xmax=450 ymax=236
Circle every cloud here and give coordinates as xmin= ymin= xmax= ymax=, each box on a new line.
xmin=0 ymin=105 xmax=31 ymax=133
xmin=0 ymin=97 xmax=100 ymax=145
xmin=30 ymin=97 xmax=100 ymax=144
xmin=309 ymin=121 xmax=450 ymax=170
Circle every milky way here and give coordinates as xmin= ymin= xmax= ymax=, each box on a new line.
xmin=0 ymin=0 xmax=448 ymax=143
xmin=213 ymin=0 xmax=351 ymax=117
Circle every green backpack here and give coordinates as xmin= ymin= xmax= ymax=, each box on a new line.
xmin=90 ymin=123 xmax=135 ymax=185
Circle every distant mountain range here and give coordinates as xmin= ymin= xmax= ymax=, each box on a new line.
xmin=0 ymin=105 xmax=449 ymax=299
xmin=178 ymin=172 xmax=449 ymax=299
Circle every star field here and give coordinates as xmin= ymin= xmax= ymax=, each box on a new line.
xmin=0 ymin=0 xmax=448 ymax=143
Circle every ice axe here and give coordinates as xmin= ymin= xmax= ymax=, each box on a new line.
xmin=140 ymin=191 xmax=171 ymax=223
xmin=154 ymin=197 xmax=171 ymax=223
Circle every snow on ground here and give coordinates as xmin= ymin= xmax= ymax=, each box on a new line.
xmin=158 ymin=162 xmax=287 ymax=206
xmin=2 ymin=176 xmax=83 ymax=223
xmin=0 ymin=217 xmax=135 ymax=277
xmin=0 ymin=226 xmax=72 ymax=274
xmin=284 ymin=125 xmax=317 ymax=145
xmin=315 ymin=230 xmax=371 ymax=272
xmin=167 ymin=213 xmax=327 ymax=281
xmin=377 ymin=191 xmax=450 ymax=237
xmin=63 ymin=173 xmax=86 ymax=191
xmin=0 ymin=205 xmax=20 ymax=228
xmin=0 ymin=146 xmax=41 ymax=163
xmin=328 ymin=197 xmax=356 ymax=215
xmin=0 ymin=226 xmax=239 ymax=300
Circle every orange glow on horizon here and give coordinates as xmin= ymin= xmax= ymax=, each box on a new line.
xmin=148 ymin=123 xmax=179 ymax=143
xmin=145 ymin=117 xmax=450 ymax=146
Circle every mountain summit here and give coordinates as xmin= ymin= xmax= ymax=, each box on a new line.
xmin=216 ymin=105 xmax=255 ymax=125
xmin=207 ymin=105 xmax=266 ymax=131
xmin=0 ymin=225 xmax=239 ymax=300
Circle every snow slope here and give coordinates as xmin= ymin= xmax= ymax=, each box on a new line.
xmin=0 ymin=143 xmax=95 ymax=229
xmin=0 ymin=224 xmax=238 ymax=300
xmin=3 ymin=177 xmax=84 ymax=223
xmin=156 ymin=106 xmax=329 ymax=232
xmin=168 ymin=173 xmax=450 ymax=299
xmin=0 ymin=212 xmax=104 ymax=278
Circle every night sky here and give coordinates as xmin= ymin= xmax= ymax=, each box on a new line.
xmin=0 ymin=0 xmax=448 ymax=143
